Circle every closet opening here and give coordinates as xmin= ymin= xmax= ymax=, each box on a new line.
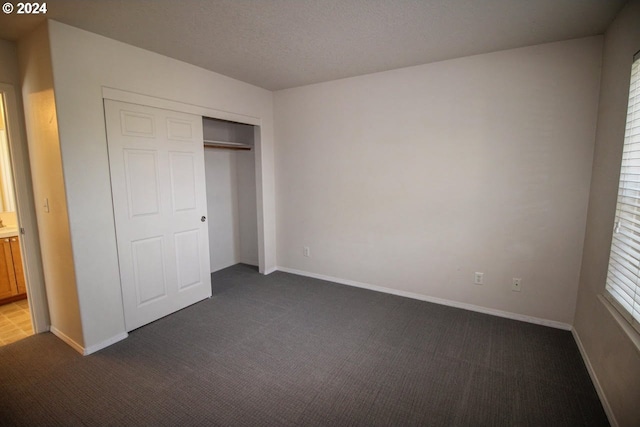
xmin=203 ymin=117 xmax=259 ymax=282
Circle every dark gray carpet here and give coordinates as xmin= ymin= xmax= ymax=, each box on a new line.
xmin=0 ymin=264 xmax=608 ymax=426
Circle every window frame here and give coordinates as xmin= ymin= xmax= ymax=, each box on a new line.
xmin=605 ymin=49 xmax=640 ymax=336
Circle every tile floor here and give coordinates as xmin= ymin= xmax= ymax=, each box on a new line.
xmin=0 ymin=299 xmax=33 ymax=346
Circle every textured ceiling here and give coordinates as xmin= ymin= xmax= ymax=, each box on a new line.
xmin=0 ymin=0 xmax=627 ymax=90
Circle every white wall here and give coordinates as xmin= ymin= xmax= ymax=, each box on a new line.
xmin=18 ymin=23 xmax=82 ymax=345
xmin=574 ymin=1 xmax=640 ymax=426
xmin=236 ymin=149 xmax=259 ymax=266
xmin=205 ymin=148 xmax=259 ymax=272
xmin=42 ymin=20 xmax=274 ymax=351
xmin=275 ymin=37 xmax=602 ymax=325
xmin=205 ymin=149 xmax=240 ymax=271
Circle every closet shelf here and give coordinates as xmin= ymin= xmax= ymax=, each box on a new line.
xmin=203 ymin=139 xmax=252 ymax=150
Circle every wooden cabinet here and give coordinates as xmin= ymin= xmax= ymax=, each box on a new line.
xmin=11 ymin=238 xmax=26 ymax=295
xmin=0 ymin=238 xmax=15 ymax=300
xmin=0 ymin=236 xmax=26 ymax=303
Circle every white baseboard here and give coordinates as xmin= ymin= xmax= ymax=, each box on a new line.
xmin=50 ymin=326 xmax=85 ymax=355
xmin=276 ymin=266 xmax=572 ymax=331
xmin=572 ymin=328 xmax=617 ymax=427
xmin=50 ymin=326 xmax=128 ymax=356
xmin=83 ymin=332 xmax=128 ymax=355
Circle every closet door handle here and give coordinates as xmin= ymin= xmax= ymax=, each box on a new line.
xmin=201 ymin=216 xmax=206 ymax=222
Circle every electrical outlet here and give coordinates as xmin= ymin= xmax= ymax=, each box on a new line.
xmin=512 ymin=278 xmax=522 ymax=292
xmin=303 ymin=246 xmax=310 ymax=257
xmin=474 ymin=272 xmax=483 ymax=285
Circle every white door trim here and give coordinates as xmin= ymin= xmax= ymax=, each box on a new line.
xmin=102 ymin=87 xmax=261 ymax=125
xmin=102 ymin=87 xmax=268 ymax=274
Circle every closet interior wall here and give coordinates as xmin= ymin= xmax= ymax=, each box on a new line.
xmin=203 ymin=117 xmax=258 ymax=272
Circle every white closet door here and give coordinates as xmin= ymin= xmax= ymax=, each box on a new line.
xmin=104 ymin=100 xmax=211 ymax=331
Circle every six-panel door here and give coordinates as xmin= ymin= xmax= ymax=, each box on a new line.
xmin=104 ymin=100 xmax=211 ymax=331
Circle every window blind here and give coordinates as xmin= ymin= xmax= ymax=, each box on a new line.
xmin=606 ymin=51 xmax=640 ymax=333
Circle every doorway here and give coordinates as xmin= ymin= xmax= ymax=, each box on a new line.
xmin=0 ymin=88 xmax=32 ymax=345
xmin=0 ymin=83 xmax=49 ymax=346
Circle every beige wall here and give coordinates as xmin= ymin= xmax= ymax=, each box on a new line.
xmin=44 ymin=20 xmax=275 ymax=352
xmin=18 ymin=23 xmax=82 ymax=345
xmin=275 ymin=37 xmax=602 ymax=326
xmin=574 ymin=1 xmax=640 ymax=426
